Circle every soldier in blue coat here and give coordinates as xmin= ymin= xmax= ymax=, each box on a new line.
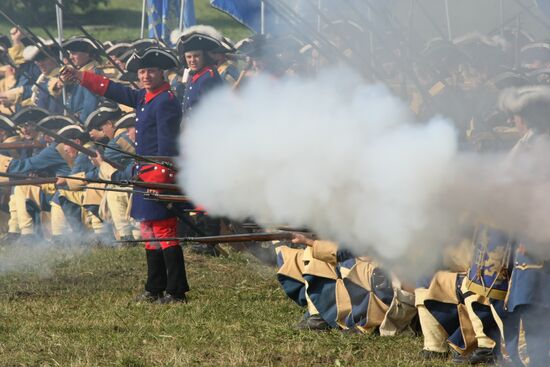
xmin=173 ymin=28 xmax=224 ymax=254
xmin=174 ymin=26 xmax=223 ymax=116
xmin=498 ymin=85 xmax=550 ymax=367
xmin=0 ymin=116 xmax=73 ymax=242
xmin=60 ymin=46 xmax=189 ymax=304
xmin=62 ymin=37 xmax=103 ymax=122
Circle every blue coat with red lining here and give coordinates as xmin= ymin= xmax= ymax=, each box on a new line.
xmin=181 ymin=66 xmax=222 ymax=115
xmin=80 ymin=72 xmax=180 ymax=221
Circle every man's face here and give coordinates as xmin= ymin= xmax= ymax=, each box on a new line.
xmin=63 ymin=140 xmax=80 ymax=159
xmin=35 ymin=58 xmax=56 ymax=75
xmin=137 ymin=67 xmax=164 ymax=90
xmin=185 ymin=50 xmax=205 ymax=71
xmin=100 ymin=121 xmax=115 ymax=140
xmin=88 ymin=128 xmax=105 ymax=141
xmin=69 ymin=51 xmax=91 ymax=68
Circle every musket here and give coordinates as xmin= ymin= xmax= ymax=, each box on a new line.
xmin=241 ymin=223 xmax=312 ymax=233
xmin=77 ymin=185 xmax=134 ymax=194
xmin=0 ymin=171 xmax=36 ymax=180
xmin=0 ymin=141 xmax=46 ymax=150
xmin=512 ymin=0 xmax=550 ymax=33
xmin=0 ymin=177 xmax=56 ymax=187
xmin=114 ymin=231 xmax=300 ymax=245
xmin=19 ymin=0 xmax=78 ymax=69
xmin=56 ymin=174 xmax=181 ymax=192
xmin=0 ymin=8 xmax=61 ymax=67
xmin=76 ymin=185 xmax=189 ymax=203
xmin=29 ymin=123 xmax=125 ymax=170
xmin=52 ymin=0 xmax=140 ymax=89
xmin=143 ymin=192 xmax=190 ymax=202
xmin=0 ymin=42 xmax=75 ymax=118
xmin=94 ymin=141 xmax=174 ymax=169
xmin=265 ymin=0 xmax=380 ymax=80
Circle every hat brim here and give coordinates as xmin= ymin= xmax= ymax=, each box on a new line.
xmin=125 ymin=48 xmax=179 ymax=73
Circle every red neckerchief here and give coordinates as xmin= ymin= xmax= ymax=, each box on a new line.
xmin=191 ymin=66 xmax=214 ymax=83
xmin=144 ymin=82 xmax=171 ymax=104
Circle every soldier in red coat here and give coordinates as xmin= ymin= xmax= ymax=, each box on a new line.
xmin=60 ymin=47 xmax=189 ymax=303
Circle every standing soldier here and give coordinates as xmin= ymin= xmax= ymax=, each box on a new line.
xmin=174 ymin=26 xmax=223 ymax=115
xmin=498 ymin=85 xmax=550 ymax=366
xmin=60 ymin=47 xmax=189 ymax=304
xmin=62 ymin=37 xmax=103 ymax=122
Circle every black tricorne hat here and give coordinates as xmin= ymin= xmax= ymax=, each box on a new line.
xmin=57 ymin=124 xmax=85 ymax=140
xmin=23 ymin=41 xmax=60 ymax=63
xmin=84 ymin=103 xmax=122 ymax=131
xmin=106 ymin=42 xmax=132 ymax=58
xmin=12 ymin=106 xmax=50 ymax=125
xmin=0 ymin=114 xmax=16 ymax=135
xmin=125 ymin=47 xmax=179 ymax=73
xmin=175 ymin=26 xmax=224 ymax=56
xmin=114 ymin=112 xmax=136 ymax=131
xmin=37 ymin=115 xmax=78 ymax=131
xmin=520 ymin=43 xmax=550 ymax=67
xmin=63 ymin=37 xmax=99 ymax=55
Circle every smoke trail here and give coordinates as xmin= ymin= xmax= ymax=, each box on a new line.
xmin=179 ymin=67 xmax=458 ymax=259
xmin=178 ymin=66 xmax=550 ymax=264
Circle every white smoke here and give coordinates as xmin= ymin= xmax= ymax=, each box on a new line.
xmin=179 ymin=67 xmax=459 ymax=258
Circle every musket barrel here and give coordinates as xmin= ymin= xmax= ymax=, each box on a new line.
xmin=0 ymin=177 xmax=57 ymax=187
xmin=114 ymin=232 xmax=296 ymax=245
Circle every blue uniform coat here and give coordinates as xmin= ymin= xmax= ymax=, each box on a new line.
xmin=80 ymin=72 xmax=181 ymax=221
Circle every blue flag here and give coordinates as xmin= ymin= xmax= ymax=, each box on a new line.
xmin=147 ymin=0 xmax=196 ymax=42
xmin=210 ymin=0 xmax=263 ymax=33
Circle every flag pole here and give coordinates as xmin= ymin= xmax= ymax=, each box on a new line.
xmin=55 ymin=0 xmax=67 ymax=109
xmin=140 ymin=0 xmax=147 ymax=38
xmin=260 ymin=0 xmax=265 ymax=34
xmin=179 ymin=0 xmax=186 ymax=31
xmin=444 ymin=0 xmax=452 ymax=40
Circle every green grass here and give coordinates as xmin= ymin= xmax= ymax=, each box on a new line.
xmin=0 ymin=0 xmax=251 ymax=43
xmin=0 ymin=243 xmax=460 ymax=366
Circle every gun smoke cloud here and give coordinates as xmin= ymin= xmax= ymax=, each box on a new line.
xmin=178 ymin=67 xmax=550 ymax=264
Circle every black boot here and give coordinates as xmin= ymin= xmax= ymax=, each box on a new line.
xmin=143 ymin=249 xmax=167 ymax=300
xmin=161 ymin=245 xmax=189 ymax=299
xmin=3 ymin=232 xmax=20 ymax=245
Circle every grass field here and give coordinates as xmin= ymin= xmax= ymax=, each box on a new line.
xmin=0 ymin=243 xmax=463 ymax=367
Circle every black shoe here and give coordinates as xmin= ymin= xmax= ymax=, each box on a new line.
xmin=157 ymin=293 xmax=187 ymax=304
xmin=135 ymin=291 xmax=164 ymax=303
xmin=295 ymin=314 xmax=331 ymax=331
xmin=3 ymin=232 xmax=20 ymax=244
xmin=450 ymin=349 xmax=468 ymax=364
xmin=468 ymin=347 xmax=496 ymax=365
xmin=420 ymin=350 xmax=448 ymax=360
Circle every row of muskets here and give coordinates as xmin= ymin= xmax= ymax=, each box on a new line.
xmin=0 ymin=122 xmax=315 ymax=251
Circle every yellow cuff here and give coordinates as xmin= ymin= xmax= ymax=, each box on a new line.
xmin=8 ymin=44 xmax=24 ymax=65
xmin=99 ymin=161 xmax=118 ymax=180
xmin=3 ymin=86 xmax=24 ymax=104
xmin=311 ymin=240 xmax=339 ymax=265
xmin=0 ymin=154 xmax=13 ymax=173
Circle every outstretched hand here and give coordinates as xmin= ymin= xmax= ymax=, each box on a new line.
xmin=291 ymin=233 xmax=315 ymax=247
xmin=59 ymin=66 xmax=83 ymax=84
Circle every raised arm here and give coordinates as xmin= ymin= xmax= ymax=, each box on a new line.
xmin=61 ymin=67 xmax=141 ymax=109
